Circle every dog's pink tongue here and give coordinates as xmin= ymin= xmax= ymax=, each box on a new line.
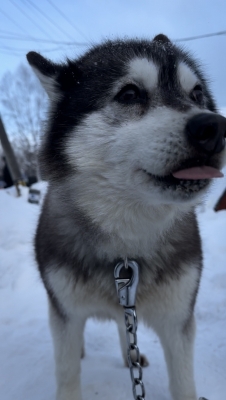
xmin=172 ymin=166 xmax=224 ymax=180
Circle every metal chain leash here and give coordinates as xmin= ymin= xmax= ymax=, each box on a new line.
xmin=124 ymin=307 xmax=145 ymax=400
xmin=114 ymin=259 xmax=145 ymax=400
xmin=114 ymin=258 xmax=209 ymax=400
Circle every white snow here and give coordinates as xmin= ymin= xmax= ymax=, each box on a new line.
xmin=0 ymin=178 xmax=226 ymax=400
xmin=220 ymin=107 xmax=226 ymax=117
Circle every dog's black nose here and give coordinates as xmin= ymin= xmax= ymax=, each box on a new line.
xmin=186 ymin=113 xmax=226 ymax=154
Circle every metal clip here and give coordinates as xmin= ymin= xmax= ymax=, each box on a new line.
xmin=114 ymin=260 xmax=139 ymax=307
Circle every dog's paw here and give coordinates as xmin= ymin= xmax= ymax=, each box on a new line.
xmin=140 ymin=353 xmax=149 ymax=367
xmin=125 ymin=353 xmax=149 ymax=367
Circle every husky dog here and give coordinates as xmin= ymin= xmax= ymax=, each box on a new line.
xmin=27 ymin=34 xmax=226 ymax=400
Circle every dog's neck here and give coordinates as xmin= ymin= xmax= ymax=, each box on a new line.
xmin=95 ymin=201 xmax=193 ymax=260
xmin=71 ymin=187 xmax=193 ymax=259
xmin=52 ymin=179 xmax=196 ymax=261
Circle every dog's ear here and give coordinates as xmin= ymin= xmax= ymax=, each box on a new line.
xmin=27 ymin=52 xmax=60 ymax=98
xmin=27 ymin=52 xmax=82 ymax=99
xmin=153 ymin=34 xmax=171 ymax=44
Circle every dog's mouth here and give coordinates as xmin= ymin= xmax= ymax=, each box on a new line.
xmin=144 ymin=159 xmax=224 ymax=194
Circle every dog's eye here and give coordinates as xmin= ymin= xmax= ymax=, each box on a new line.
xmin=190 ymin=85 xmax=203 ymax=104
xmin=115 ymin=84 xmax=144 ymax=104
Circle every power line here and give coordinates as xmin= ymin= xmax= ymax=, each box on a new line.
xmin=23 ymin=0 xmax=75 ymax=41
xmin=0 ymin=50 xmax=23 ymax=56
xmin=0 ymin=38 xmax=27 ymax=57
xmin=0 ymin=29 xmax=28 ymax=37
xmin=1 ymin=30 xmax=226 ymax=46
xmin=1 ymin=28 xmax=226 ymax=46
xmin=0 ymin=5 xmax=35 ymax=38
xmin=9 ymin=0 xmax=56 ymax=41
xmin=176 ymin=30 xmax=226 ymax=42
xmin=0 ymin=40 xmax=23 ymax=56
xmin=0 ymin=44 xmax=64 ymax=54
xmin=47 ymin=0 xmax=89 ymax=41
xmin=0 ymin=34 xmax=88 ymax=45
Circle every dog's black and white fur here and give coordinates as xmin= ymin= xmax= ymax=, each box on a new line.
xmin=27 ymin=34 xmax=226 ymax=400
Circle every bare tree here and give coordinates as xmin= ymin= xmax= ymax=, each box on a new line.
xmin=0 ymin=64 xmax=48 ymax=180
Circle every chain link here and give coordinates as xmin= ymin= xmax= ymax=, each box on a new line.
xmin=114 ymin=260 xmax=145 ymax=400
xmin=124 ymin=307 xmax=146 ymax=400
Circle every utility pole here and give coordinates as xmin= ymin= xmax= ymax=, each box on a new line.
xmin=0 ymin=115 xmax=22 ymax=196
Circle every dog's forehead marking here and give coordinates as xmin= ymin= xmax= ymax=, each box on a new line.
xmin=178 ymin=62 xmax=198 ymax=93
xmin=128 ymin=58 xmax=158 ymax=91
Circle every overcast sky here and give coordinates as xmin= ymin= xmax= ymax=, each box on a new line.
xmin=0 ymin=0 xmax=226 ymax=107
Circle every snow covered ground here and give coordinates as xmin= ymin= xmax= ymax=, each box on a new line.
xmin=0 ymin=177 xmax=226 ymax=400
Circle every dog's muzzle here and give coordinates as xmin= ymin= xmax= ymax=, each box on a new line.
xmin=186 ymin=113 xmax=226 ymax=155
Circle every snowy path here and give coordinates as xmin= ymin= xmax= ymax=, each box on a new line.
xmin=0 ymin=184 xmax=226 ymax=400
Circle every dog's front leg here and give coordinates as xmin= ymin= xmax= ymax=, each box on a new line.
xmin=49 ymin=300 xmax=85 ymax=400
xmin=153 ymin=313 xmax=197 ymax=400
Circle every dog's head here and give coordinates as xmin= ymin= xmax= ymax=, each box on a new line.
xmin=27 ymin=35 xmax=226 ymax=208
